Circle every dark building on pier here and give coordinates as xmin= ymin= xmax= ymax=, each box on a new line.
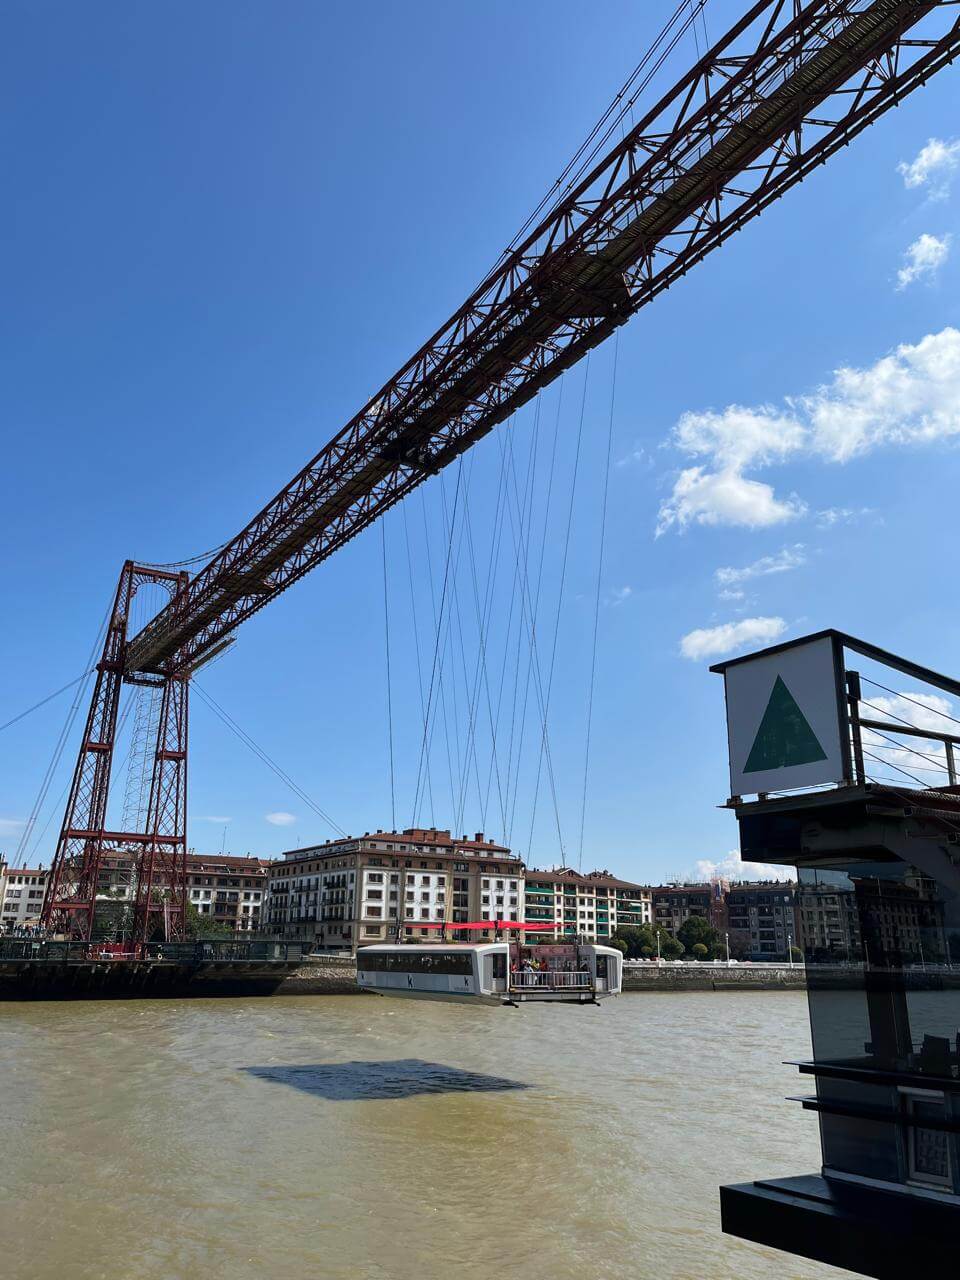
xmin=712 ymin=631 xmax=960 ymax=1278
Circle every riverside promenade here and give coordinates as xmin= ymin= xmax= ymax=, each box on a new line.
xmin=273 ymin=956 xmax=808 ymax=996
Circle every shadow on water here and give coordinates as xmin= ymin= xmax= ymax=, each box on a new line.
xmin=243 ymin=1058 xmax=530 ymax=1100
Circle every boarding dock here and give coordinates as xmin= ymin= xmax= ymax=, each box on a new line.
xmin=0 ymin=938 xmax=306 ymax=998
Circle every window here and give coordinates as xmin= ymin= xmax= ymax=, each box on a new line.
xmin=359 ymin=951 xmax=475 ymax=975
xmin=904 ymin=1093 xmax=953 ymax=1188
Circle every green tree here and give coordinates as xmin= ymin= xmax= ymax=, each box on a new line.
xmin=659 ymin=934 xmax=685 ymax=960
xmin=184 ymin=903 xmax=234 ymax=939
xmin=677 ymin=914 xmax=720 ymax=957
xmin=691 ymin=942 xmax=709 ymax=961
xmin=610 ymin=921 xmax=685 ymax=960
xmin=608 ymin=936 xmax=628 ymax=956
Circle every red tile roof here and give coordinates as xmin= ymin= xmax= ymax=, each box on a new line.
xmin=279 ymin=826 xmax=515 ymax=859
xmin=525 ymin=867 xmax=648 ymax=891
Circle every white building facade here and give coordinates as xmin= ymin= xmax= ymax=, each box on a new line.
xmin=1 ymin=866 xmax=49 ymax=933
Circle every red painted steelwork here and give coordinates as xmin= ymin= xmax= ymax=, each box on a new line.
xmin=42 ymin=563 xmax=190 ymax=944
xmin=122 ymin=0 xmax=960 ymax=680
xmin=42 ymin=2 xmax=960 ymax=942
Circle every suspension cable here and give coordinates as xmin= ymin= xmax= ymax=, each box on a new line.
xmin=13 ymin=600 xmax=111 ymax=866
xmin=381 ymin=518 xmax=397 ymax=832
xmin=401 ymin=501 xmax=436 ymax=826
xmin=411 ymin=459 xmax=464 ymax=825
xmin=525 ymin=353 xmax=592 ymax=864
xmin=0 ymin=669 xmax=94 ymax=735
xmin=192 ymin=681 xmax=346 ymax=837
xmin=578 ymin=333 xmax=619 ymax=870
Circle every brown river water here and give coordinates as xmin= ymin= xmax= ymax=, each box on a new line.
xmin=0 ymin=991 xmax=848 ymax=1280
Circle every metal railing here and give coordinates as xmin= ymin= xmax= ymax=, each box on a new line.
xmin=0 ymin=938 xmax=306 ymax=964
xmin=511 ymin=970 xmax=593 ymax=989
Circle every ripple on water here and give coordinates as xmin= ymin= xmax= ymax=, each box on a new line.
xmin=0 ymin=992 xmax=845 ymax=1280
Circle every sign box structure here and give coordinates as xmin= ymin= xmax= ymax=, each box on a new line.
xmin=711 ymin=633 xmax=850 ymax=798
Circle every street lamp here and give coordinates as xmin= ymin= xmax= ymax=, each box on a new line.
xmin=725 ymin=931 xmax=730 ymax=966
xmin=788 ymin=932 xmax=794 ymax=967
xmin=656 ymin=929 xmax=662 ymax=964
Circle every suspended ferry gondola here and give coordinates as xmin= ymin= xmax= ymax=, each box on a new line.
xmin=356 ymin=923 xmax=621 ymax=1005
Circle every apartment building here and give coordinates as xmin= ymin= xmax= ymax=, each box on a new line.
xmin=524 ymin=868 xmax=652 ymax=943
xmin=265 ymin=827 xmax=524 ymax=953
xmin=794 ymin=878 xmax=863 ymax=959
xmin=94 ymin=852 xmax=270 ymax=933
xmin=1 ymin=865 xmax=48 ymax=933
xmin=184 ymin=855 xmax=271 ymax=932
xmin=652 ymin=884 xmax=715 ymax=932
xmin=792 ymin=872 xmax=948 ymax=963
xmin=726 ymin=881 xmax=797 ymax=960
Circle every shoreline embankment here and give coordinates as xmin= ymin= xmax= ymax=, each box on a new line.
xmin=271 ymin=956 xmax=808 ymax=996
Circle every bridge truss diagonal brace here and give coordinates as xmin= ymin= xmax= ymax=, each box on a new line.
xmin=43 ymin=562 xmax=191 ymax=945
xmin=120 ymin=0 xmax=960 ymax=683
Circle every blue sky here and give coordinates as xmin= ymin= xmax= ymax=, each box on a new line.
xmin=2 ymin=1 xmax=959 ymax=880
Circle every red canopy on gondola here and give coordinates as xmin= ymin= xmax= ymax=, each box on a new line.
xmin=402 ymin=920 xmax=547 ymax=931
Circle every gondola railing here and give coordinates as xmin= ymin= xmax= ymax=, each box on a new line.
xmin=511 ymin=971 xmax=593 ymax=990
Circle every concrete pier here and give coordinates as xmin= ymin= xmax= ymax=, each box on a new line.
xmin=270 ymin=957 xmax=807 ymax=996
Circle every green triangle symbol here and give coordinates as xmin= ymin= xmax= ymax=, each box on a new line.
xmin=744 ymin=675 xmax=827 ymax=773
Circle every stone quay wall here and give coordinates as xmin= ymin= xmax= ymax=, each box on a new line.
xmin=273 ymin=956 xmax=807 ymax=996
xmin=621 ymin=963 xmax=806 ymax=992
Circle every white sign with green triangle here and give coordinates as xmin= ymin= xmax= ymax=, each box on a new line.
xmin=719 ymin=634 xmax=847 ymax=797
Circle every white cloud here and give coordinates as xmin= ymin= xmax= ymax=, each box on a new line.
xmin=658 ymin=328 xmax=960 ymax=530
xmin=196 ymin=815 xmax=232 ymax=824
xmin=816 ymin=506 xmax=875 ymax=527
xmin=0 ymin=818 xmax=25 ymax=837
xmin=897 ymin=137 xmax=960 ymax=197
xmin=896 ymin=233 xmax=951 ymax=290
xmin=658 ymin=405 xmax=808 ymax=533
xmin=859 ymin=690 xmax=957 ymax=784
xmin=609 ymin=586 xmax=632 ymax=607
xmin=690 ymin=849 xmax=794 ymax=883
xmin=672 ymin=404 xmax=806 ymax=471
xmin=265 ymin=811 xmax=296 ymax=826
xmin=715 ymin=545 xmax=806 ymax=590
xmin=679 ymin=616 xmax=786 ymax=661
xmin=804 ymin=327 xmax=960 ymax=460
xmin=616 ymin=445 xmax=653 ymax=469
xmin=657 ymin=465 xmax=806 ymax=534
